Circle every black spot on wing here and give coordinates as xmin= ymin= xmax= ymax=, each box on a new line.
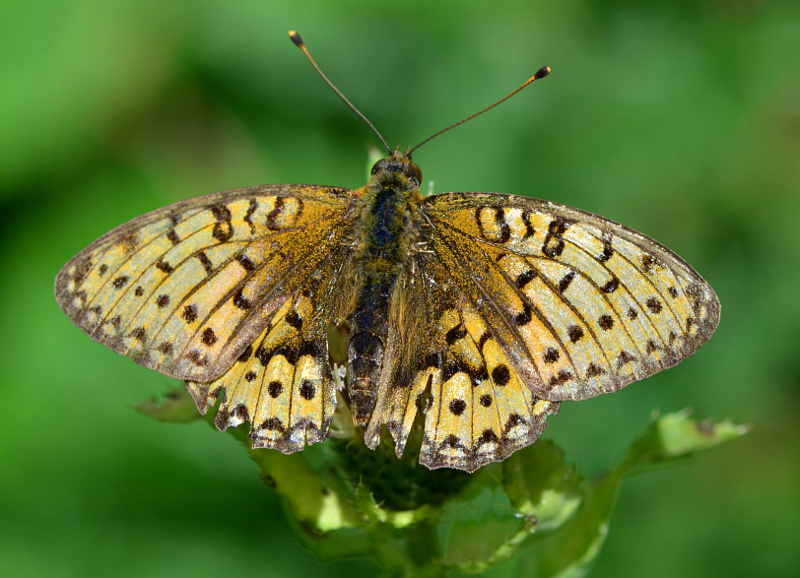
xmin=443 ymin=434 xmax=465 ymax=449
xmin=182 ymin=304 xmax=198 ymax=323
xmin=298 ymin=340 xmax=321 ymax=359
xmin=492 ymin=364 xmax=510 ymax=386
xmin=445 ymin=325 xmax=468 ymax=345
xmin=187 ymin=349 xmax=208 ymax=367
xmin=210 ymin=204 xmax=232 ymax=221
xmin=494 ymin=208 xmax=511 ymax=243
xmin=617 ymin=351 xmax=636 ymax=367
xmin=197 ymin=251 xmax=213 ymax=274
xmin=285 ymin=311 xmax=303 ymax=331
xmin=442 ymin=362 xmax=460 ymax=382
xmin=156 ymin=259 xmax=174 ymax=274
xmin=521 ymin=210 xmax=535 ymax=239
xmin=266 ymin=197 xmax=285 ymax=231
xmin=646 ymin=297 xmax=662 ymax=314
xmin=244 ymin=199 xmax=258 ymax=235
xmin=601 ymin=277 xmax=619 ymax=294
xmin=477 ymin=428 xmax=499 ymax=446
xmin=543 ymin=347 xmax=560 ymax=364
xmin=237 ymin=344 xmax=253 ymax=362
xmin=586 ymin=362 xmax=605 ymax=378
xmin=469 ymin=363 xmax=489 ymax=385
xmin=255 ymin=345 xmax=270 ymax=366
xmin=474 ymin=206 xmax=511 ymax=243
xmin=260 ymin=417 xmax=284 ymax=431
xmin=567 ymin=325 xmax=584 ymax=343
xmin=201 ymin=327 xmax=217 ymax=346
xmin=542 ymin=217 xmax=571 ymax=258
xmin=268 ymin=381 xmax=283 ymax=398
xmin=236 ymin=253 xmax=256 ymax=272
xmin=597 ymin=236 xmax=614 ymax=262
xmin=233 ymin=290 xmax=251 ymax=310
xmin=503 ymin=413 xmax=526 ymax=434
xmin=449 ymin=399 xmax=466 ymax=416
xmin=299 ymin=380 xmax=316 ymax=400
xmin=515 ymin=302 xmax=532 ymax=326
xmin=418 ymin=352 xmax=441 ymax=370
xmin=598 ymin=314 xmax=614 ymax=330
xmin=548 ymin=370 xmax=572 ymax=387
xmin=516 ymin=269 xmax=537 ymax=289
xmin=212 ymin=221 xmax=233 ymax=242
xmin=276 ymin=345 xmax=299 ymax=365
xmin=558 ymin=271 xmax=575 ymax=293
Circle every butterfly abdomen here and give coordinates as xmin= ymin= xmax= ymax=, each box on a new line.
xmin=347 ymin=157 xmax=423 ymax=426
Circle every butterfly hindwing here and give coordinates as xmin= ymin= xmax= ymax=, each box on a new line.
xmin=187 ymin=228 xmax=358 ymax=453
xmin=364 ymin=256 xmax=559 ymax=473
xmin=418 ymin=192 xmax=720 ymax=401
xmin=187 ymin=281 xmax=338 ymax=453
xmin=55 ymin=185 xmax=352 ymax=382
xmin=416 ymin=258 xmax=558 ymax=471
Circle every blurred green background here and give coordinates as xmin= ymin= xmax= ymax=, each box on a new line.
xmin=2 ymin=0 xmax=798 ymax=576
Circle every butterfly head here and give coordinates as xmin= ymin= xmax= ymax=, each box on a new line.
xmin=370 ymin=149 xmax=422 ymax=188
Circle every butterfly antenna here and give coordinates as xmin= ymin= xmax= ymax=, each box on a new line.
xmin=409 ymin=66 xmax=551 ymax=155
xmin=289 ymin=31 xmax=392 ymax=154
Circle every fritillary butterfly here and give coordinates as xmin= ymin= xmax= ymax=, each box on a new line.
xmin=55 ymin=33 xmax=719 ymax=472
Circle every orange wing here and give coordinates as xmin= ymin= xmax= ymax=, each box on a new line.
xmin=362 ymin=190 xmax=718 ymax=472
xmin=55 ymin=185 xmax=353 ymax=383
xmin=417 ymin=192 xmax=720 ymax=402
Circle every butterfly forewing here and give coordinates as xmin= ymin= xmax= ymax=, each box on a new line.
xmin=187 ymin=281 xmax=338 ymax=452
xmin=55 ymin=184 xmax=353 ymax=382
xmin=418 ymin=192 xmax=720 ymax=402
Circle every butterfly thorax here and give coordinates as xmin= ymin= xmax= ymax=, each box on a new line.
xmin=347 ymin=150 xmax=423 ymax=426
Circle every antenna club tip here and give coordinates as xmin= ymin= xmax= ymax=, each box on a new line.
xmin=534 ymin=66 xmax=551 ymax=79
xmin=288 ymin=31 xmax=304 ymax=47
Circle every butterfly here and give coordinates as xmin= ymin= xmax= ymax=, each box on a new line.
xmin=54 ymin=32 xmax=719 ymax=473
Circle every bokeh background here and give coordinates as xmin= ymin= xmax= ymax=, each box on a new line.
xmin=2 ymin=1 xmax=798 ymax=576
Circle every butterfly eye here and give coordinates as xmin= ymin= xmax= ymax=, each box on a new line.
xmin=407 ymin=161 xmax=422 ymax=186
xmin=370 ymin=158 xmax=389 ymax=176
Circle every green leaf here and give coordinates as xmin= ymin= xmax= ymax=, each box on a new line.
xmin=502 ymin=440 xmax=582 ymax=532
xmin=134 ymin=387 xmax=202 ymax=424
xmin=141 ymin=391 xmax=746 ymax=577
xmin=633 ymin=409 xmax=748 ymax=470
xmin=515 ymin=411 xmax=748 ymax=578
